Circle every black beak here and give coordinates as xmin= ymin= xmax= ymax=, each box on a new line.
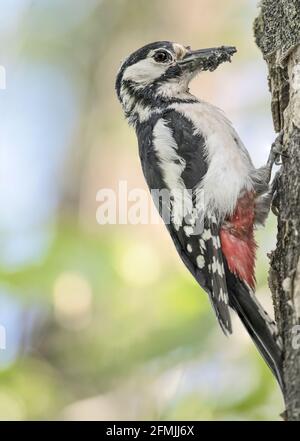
xmin=178 ymin=46 xmax=237 ymax=72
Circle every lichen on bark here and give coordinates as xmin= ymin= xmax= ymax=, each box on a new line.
xmin=254 ymin=0 xmax=300 ymax=421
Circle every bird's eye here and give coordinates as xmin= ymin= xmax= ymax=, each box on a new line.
xmin=153 ymin=50 xmax=171 ymax=63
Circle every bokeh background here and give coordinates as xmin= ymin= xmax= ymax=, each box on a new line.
xmin=0 ymin=0 xmax=284 ymax=420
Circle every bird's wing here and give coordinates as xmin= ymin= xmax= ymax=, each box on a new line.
xmin=166 ymin=215 xmax=232 ymax=335
xmin=138 ymin=109 xmax=232 ymax=334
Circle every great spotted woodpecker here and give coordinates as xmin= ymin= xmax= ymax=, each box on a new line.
xmin=115 ymin=41 xmax=284 ymax=390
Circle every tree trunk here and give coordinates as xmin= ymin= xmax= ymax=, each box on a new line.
xmin=254 ymin=0 xmax=300 ymax=421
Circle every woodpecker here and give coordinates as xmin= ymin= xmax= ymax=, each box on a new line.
xmin=115 ymin=41 xmax=284 ymax=390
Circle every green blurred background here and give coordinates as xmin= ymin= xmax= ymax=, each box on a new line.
xmin=0 ymin=0 xmax=284 ymax=420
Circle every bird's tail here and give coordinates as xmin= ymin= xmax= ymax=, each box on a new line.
xmin=226 ymin=271 xmax=284 ymax=392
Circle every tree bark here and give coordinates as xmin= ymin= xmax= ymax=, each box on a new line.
xmin=254 ymin=0 xmax=300 ymax=421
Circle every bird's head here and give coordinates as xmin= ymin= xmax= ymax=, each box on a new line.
xmin=116 ymin=41 xmax=236 ymax=123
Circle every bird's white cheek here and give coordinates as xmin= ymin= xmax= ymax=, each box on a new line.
xmin=122 ymin=58 xmax=168 ymax=84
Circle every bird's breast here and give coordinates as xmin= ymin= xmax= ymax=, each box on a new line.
xmin=168 ymin=101 xmax=254 ymax=218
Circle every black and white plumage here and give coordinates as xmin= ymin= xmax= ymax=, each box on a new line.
xmin=115 ymin=41 xmax=284 ymax=390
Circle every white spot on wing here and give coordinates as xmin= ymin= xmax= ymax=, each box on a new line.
xmin=196 ymin=255 xmax=205 ymax=269
xmin=183 ymin=226 xmax=194 ymax=237
xmin=202 ymin=229 xmax=212 ymax=241
xmin=219 ymin=288 xmax=228 ymax=304
xmin=211 ymin=256 xmax=224 ymax=275
xmin=199 ymin=238 xmax=205 ymax=249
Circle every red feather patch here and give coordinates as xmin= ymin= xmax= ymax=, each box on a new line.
xmin=220 ymin=191 xmax=257 ymax=289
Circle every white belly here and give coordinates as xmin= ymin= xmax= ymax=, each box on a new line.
xmin=169 ymin=101 xmax=254 ymax=218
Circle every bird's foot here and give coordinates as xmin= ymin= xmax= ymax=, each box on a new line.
xmin=271 ymin=168 xmax=282 ymax=216
xmin=268 ymin=130 xmax=288 ymax=168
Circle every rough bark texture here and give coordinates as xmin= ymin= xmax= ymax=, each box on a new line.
xmin=254 ymin=0 xmax=300 ymax=421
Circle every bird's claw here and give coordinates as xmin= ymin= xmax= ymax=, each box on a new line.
xmin=269 ymin=131 xmax=287 ymax=167
xmin=271 ymin=169 xmax=282 ymax=216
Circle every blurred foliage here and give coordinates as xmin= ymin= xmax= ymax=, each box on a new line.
xmin=0 ymin=0 xmax=283 ymax=420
